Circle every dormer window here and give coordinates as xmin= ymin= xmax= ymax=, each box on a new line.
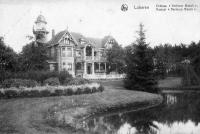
xmin=64 ymin=38 xmax=70 ymax=45
xmin=64 ymin=34 xmax=70 ymax=45
xmin=79 ymin=38 xmax=86 ymax=45
xmin=108 ymin=39 xmax=114 ymax=44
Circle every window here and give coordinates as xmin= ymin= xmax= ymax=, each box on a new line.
xmin=64 ymin=34 xmax=70 ymax=45
xmin=76 ymin=62 xmax=82 ymax=70
xmin=62 ymin=47 xmax=66 ymax=57
xmin=76 ymin=50 xmax=81 ymax=57
xmin=66 ymin=47 xmax=72 ymax=57
xmin=100 ymin=51 xmax=103 ymax=57
xmin=108 ymin=39 xmax=114 ymax=44
xmin=51 ymin=47 xmax=54 ymax=57
xmin=64 ymin=38 xmax=70 ymax=45
xmin=67 ymin=63 xmax=72 ymax=71
xmin=62 ymin=47 xmax=72 ymax=57
xmin=94 ymin=51 xmax=97 ymax=56
xmin=79 ymin=38 xmax=86 ymax=45
xmin=86 ymin=46 xmax=92 ymax=56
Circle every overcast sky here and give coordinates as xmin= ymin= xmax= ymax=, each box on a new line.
xmin=0 ymin=0 xmax=200 ymax=52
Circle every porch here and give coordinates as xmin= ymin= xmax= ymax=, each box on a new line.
xmin=75 ymin=62 xmax=125 ymax=79
xmin=83 ymin=73 xmax=126 ymax=80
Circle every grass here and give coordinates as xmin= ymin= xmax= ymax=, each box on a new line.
xmin=158 ymin=77 xmax=200 ymax=92
xmin=0 ymin=80 xmax=162 ymax=134
xmin=158 ymin=77 xmax=182 ymax=88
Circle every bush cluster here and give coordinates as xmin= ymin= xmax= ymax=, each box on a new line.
xmin=0 ymin=70 xmax=72 ymax=85
xmin=66 ymin=78 xmax=91 ymax=85
xmin=2 ymin=79 xmax=38 ymax=88
xmin=44 ymin=77 xmax=60 ymax=86
xmin=0 ymin=83 xmax=104 ymax=99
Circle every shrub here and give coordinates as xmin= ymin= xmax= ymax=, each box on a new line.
xmin=67 ymin=78 xmax=91 ymax=85
xmin=54 ymin=89 xmax=64 ymax=96
xmin=40 ymin=90 xmax=51 ymax=97
xmin=2 ymin=79 xmax=38 ymax=88
xmin=0 ymin=71 xmax=72 ymax=85
xmin=64 ymin=88 xmax=73 ymax=96
xmin=4 ymin=90 xmax=18 ymax=98
xmin=58 ymin=71 xmax=72 ymax=84
xmin=0 ymin=91 xmax=4 ymax=98
xmin=27 ymin=90 xmax=40 ymax=97
xmin=44 ymin=77 xmax=60 ymax=86
xmin=0 ymin=83 xmax=104 ymax=99
xmin=19 ymin=90 xmax=29 ymax=97
xmin=63 ymin=77 xmax=72 ymax=85
xmin=91 ymin=87 xmax=97 ymax=93
xmin=84 ymin=87 xmax=91 ymax=94
xmin=98 ymin=85 xmax=104 ymax=92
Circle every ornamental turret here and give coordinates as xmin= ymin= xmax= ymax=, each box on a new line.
xmin=33 ymin=14 xmax=49 ymax=43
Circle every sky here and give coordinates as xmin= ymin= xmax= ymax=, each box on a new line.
xmin=0 ymin=0 xmax=200 ymax=52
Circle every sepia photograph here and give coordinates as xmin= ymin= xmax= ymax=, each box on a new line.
xmin=0 ymin=0 xmax=200 ymax=133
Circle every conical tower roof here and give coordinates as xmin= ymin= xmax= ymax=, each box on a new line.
xmin=35 ymin=14 xmax=47 ymax=24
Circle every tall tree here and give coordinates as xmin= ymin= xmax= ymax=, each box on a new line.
xmin=19 ymin=41 xmax=49 ymax=71
xmin=0 ymin=37 xmax=18 ymax=72
xmin=106 ymin=42 xmax=125 ymax=74
xmin=0 ymin=37 xmax=19 ymax=82
xmin=124 ymin=23 xmax=157 ymax=93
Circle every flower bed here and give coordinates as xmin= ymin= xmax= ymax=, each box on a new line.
xmin=0 ymin=83 xmax=104 ymax=99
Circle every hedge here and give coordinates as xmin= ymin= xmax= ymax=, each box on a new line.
xmin=0 ymin=70 xmax=72 ymax=85
xmin=2 ymin=79 xmax=38 ymax=88
xmin=0 ymin=83 xmax=104 ymax=99
xmin=65 ymin=78 xmax=91 ymax=85
xmin=44 ymin=77 xmax=60 ymax=86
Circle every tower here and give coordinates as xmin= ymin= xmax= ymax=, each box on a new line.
xmin=33 ymin=14 xmax=49 ymax=43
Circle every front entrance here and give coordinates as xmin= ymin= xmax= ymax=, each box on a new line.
xmin=87 ymin=63 xmax=92 ymax=74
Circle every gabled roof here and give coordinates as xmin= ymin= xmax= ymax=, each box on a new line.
xmin=70 ymin=32 xmax=86 ymax=46
xmin=48 ymin=30 xmax=67 ymax=45
xmin=47 ymin=30 xmax=116 ymax=49
xmin=86 ymin=37 xmax=103 ymax=48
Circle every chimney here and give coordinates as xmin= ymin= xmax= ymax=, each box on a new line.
xmin=52 ymin=29 xmax=55 ymax=38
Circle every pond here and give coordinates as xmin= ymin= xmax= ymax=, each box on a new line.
xmin=80 ymin=91 xmax=200 ymax=134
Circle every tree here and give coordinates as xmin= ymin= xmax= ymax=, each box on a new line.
xmin=124 ymin=23 xmax=157 ymax=93
xmin=19 ymin=41 xmax=49 ymax=71
xmin=0 ymin=37 xmax=18 ymax=72
xmin=106 ymin=42 xmax=125 ymax=74
xmin=0 ymin=37 xmax=19 ymax=82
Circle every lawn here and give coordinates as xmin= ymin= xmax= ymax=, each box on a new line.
xmin=158 ymin=77 xmax=182 ymax=88
xmin=0 ymin=80 xmax=162 ymax=134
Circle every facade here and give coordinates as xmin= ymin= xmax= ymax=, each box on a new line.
xmin=33 ymin=14 xmax=124 ymax=79
xmin=47 ymin=30 xmax=117 ymax=78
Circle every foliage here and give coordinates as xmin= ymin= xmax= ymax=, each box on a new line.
xmin=0 ymin=70 xmax=72 ymax=85
xmin=66 ymin=78 xmax=91 ymax=85
xmin=124 ymin=23 xmax=157 ymax=93
xmin=153 ymin=41 xmax=200 ymax=86
xmin=106 ymin=42 xmax=125 ymax=74
xmin=153 ymin=44 xmax=183 ymax=78
xmin=18 ymin=41 xmax=49 ymax=71
xmin=0 ymin=83 xmax=104 ymax=99
xmin=44 ymin=77 xmax=60 ymax=86
xmin=2 ymin=79 xmax=38 ymax=88
xmin=0 ymin=37 xmax=19 ymax=82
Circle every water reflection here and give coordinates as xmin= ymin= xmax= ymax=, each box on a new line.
xmin=78 ymin=92 xmax=200 ymax=134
